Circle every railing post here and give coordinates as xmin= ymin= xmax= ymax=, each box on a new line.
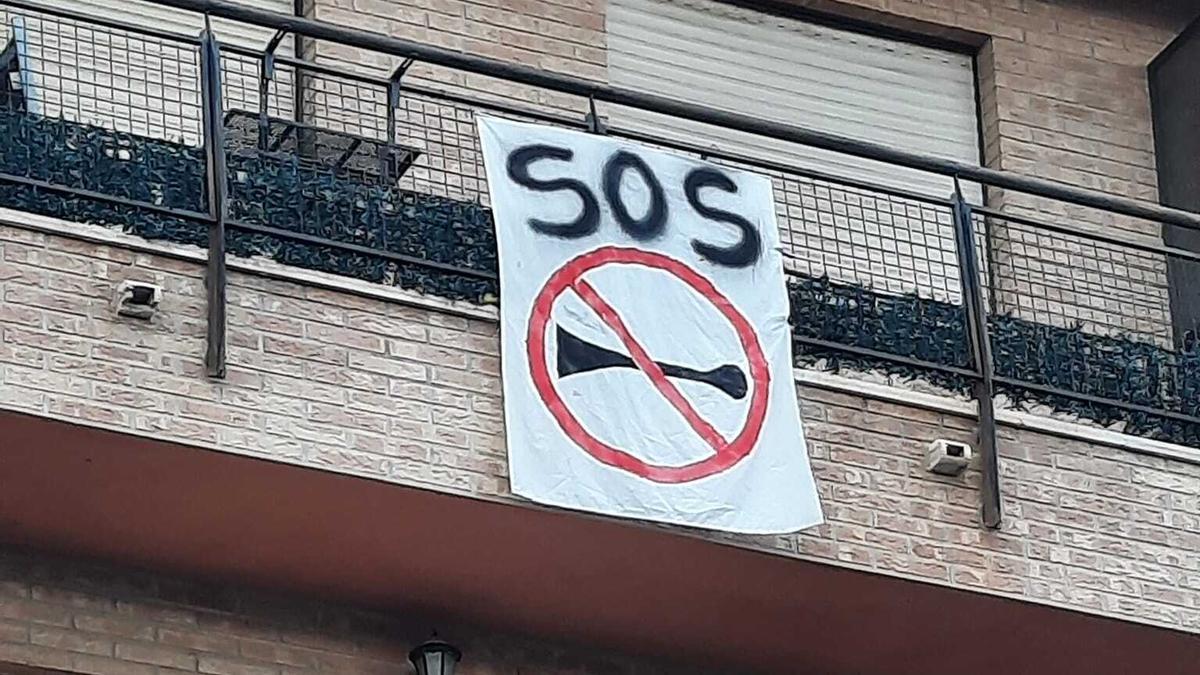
xmin=258 ymin=29 xmax=287 ymax=151
xmin=382 ymin=57 xmax=413 ymax=183
xmin=585 ymin=94 xmax=607 ymax=134
xmin=952 ymin=182 xmax=1001 ymax=529
xmin=200 ymin=21 xmax=228 ymax=379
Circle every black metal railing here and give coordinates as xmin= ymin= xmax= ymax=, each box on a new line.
xmin=2 ymin=0 xmax=1199 ymax=528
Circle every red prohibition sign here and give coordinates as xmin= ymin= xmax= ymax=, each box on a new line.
xmin=528 ymin=246 xmax=770 ymax=484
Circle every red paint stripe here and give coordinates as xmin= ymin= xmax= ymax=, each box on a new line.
xmin=571 ymin=278 xmax=729 ymax=454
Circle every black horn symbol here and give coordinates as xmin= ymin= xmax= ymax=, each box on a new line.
xmin=556 ymin=325 xmax=748 ymax=399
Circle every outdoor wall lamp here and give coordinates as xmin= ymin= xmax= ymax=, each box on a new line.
xmin=409 ymin=635 xmax=461 ymax=675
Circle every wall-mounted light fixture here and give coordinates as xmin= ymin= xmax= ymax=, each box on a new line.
xmin=409 ymin=635 xmax=461 ymax=675
xmin=114 ymin=280 xmax=162 ymax=320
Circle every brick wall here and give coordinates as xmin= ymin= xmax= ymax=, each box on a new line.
xmin=314 ymin=0 xmax=607 ymax=81
xmin=0 ymin=549 xmax=686 ymax=675
xmin=2 ymin=222 xmax=1197 ymax=633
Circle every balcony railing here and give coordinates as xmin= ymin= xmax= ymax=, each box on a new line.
xmin=2 ymin=0 xmax=1199 ymax=527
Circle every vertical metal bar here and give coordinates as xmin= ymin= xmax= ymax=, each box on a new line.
xmin=382 ymin=58 xmax=412 ymax=183
xmin=982 ymin=197 xmax=1002 ymax=317
xmin=952 ymin=182 xmax=1001 ymax=529
xmin=259 ymin=30 xmax=286 ymax=150
xmin=292 ymin=0 xmax=305 ymax=124
xmin=382 ymin=77 xmax=398 ymax=183
xmin=258 ymin=57 xmax=271 ymax=150
xmin=200 ymin=22 xmax=228 ymax=379
xmin=585 ymin=94 xmax=606 ymax=134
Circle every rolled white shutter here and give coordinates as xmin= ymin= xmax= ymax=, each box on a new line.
xmin=606 ymin=0 xmax=981 ymax=201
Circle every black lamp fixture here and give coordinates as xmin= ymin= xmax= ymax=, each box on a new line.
xmin=409 ymin=635 xmax=461 ymax=675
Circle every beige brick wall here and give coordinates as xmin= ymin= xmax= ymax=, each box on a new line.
xmin=0 ymin=549 xmax=686 ymax=675
xmin=315 ymin=0 xmax=607 ymax=80
xmin=958 ymin=0 xmax=1181 ymax=202
xmin=2 ymin=223 xmax=1197 ymax=633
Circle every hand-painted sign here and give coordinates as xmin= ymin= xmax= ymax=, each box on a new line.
xmin=479 ymin=117 xmax=823 ymax=534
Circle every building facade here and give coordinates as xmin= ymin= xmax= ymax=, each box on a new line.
xmin=1 ymin=0 xmax=1199 ymax=673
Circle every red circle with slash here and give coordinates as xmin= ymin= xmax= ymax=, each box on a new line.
xmin=527 ymin=246 xmax=770 ymax=483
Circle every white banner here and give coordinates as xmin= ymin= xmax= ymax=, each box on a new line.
xmin=480 ymin=117 xmax=822 ymax=534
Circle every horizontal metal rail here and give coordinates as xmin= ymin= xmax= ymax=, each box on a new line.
xmin=142 ymin=0 xmax=1200 ymax=232
xmin=794 ymin=317 xmax=1200 ymax=428
xmin=220 ymin=47 xmax=594 ymax=139
xmin=791 ymin=335 xmax=978 ymax=380
xmin=613 ymin=127 xmax=957 ymax=209
xmin=972 ymin=204 xmax=1200 ymax=265
xmin=226 ymin=220 xmax=497 ymax=280
xmin=0 ymin=172 xmax=213 ymax=222
xmin=0 ymin=172 xmax=496 ymax=281
xmin=202 ymin=41 xmax=957 ymax=211
xmin=993 ymin=376 xmax=1200 ymax=427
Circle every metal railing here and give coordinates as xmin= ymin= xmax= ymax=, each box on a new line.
xmin=2 ymin=0 xmax=1199 ymax=529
